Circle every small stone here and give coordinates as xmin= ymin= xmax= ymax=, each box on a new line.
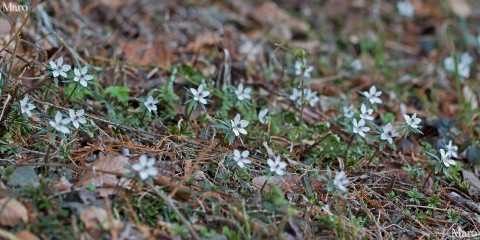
xmin=7 ymin=166 xmax=40 ymax=188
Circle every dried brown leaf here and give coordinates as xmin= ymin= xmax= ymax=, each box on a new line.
xmin=252 ymin=175 xmax=322 ymax=194
xmin=0 ymin=198 xmax=28 ymax=227
xmin=249 ymin=1 xmax=309 ymax=41
xmin=119 ymin=37 xmax=173 ymax=67
xmin=79 ymin=206 xmax=123 ymax=230
xmin=76 ymin=154 xmax=131 ymax=197
xmin=186 ymin=33 xmax=222 ymax=52
xmin=100 ymin=0 xmax=125 ymax=8
xmin=14 ymin=230 xmax=38 ymax=240
xmin=270 ymin=136 xmax=292 ymax=148
xmin=448 ymin=0 xmax=471 ymax=18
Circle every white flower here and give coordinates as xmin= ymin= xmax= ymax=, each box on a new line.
xmin=397 ymin=0 xmax=415 ymax=17
xmin=352 ymin=118 xmax=370 ymax=138
xmin=305 ymin=88 xmax=319 ymax=107
xmin=235 ymin=83 xmax=252 ymax=101
xmin=380 ymin=123 xmax=399 ymax=144
xmin=363 ymin=86 xmax=382 ymax=105
xmin=444 ymin=53 xmax=473 ymax=79
xmin=49 ymin=112 xmax=71 ymax=134
xmin=359 ymin=104 xmax=374 ymax=121
xmin=258 ymin=108 xmax=269 ymax=124
xmin=294 ymin=60 xmax=314 ymax=78
xmin=445 ymin=140 xmax=458 ymax=158
xmin=343 ymin=105 xmax=355 ymax=118
xmin=440 ymin=149 xmax=456 ymax=167
xmin=20 ymin=96 xmax=35 ymax=117
xmin=457 ymin=62 xmax=470 ymax=79
xmin=190 ymin=85 xmax=210 ymax=105
xmin=233 ymin=150 xmax=251 ymax=168
xmin=68 ymin=109 xmax=87 ymax=129
xmin=131 ymin=155 xmax=158 ymax=180
xmin=404 ymin=113 xmax=421 ymax=129
xmin=444 ymin=57 xmax=455 ymax=72
xmin=350 ymin=59 xmax=362 ymax=71
xmin=333 ymin=171 xmax=349 ymax=192
xmin=144 ymin=96 xmax=158 ymax=113
xmin=461 ymin=53 xmax=473 ymax=65
xmin=73 ymin=66 xmax=94 ymax=87
xmin=230 ymin=114 xmax=248 ymax=136
xmin=289 ymin=88 xmax=302 ymax=105
xmin=122 ymin=148 xmax=131 ymax=157
xmin=49 ymin=57 xmax=71 ymax=78
xmin=267 ymin=156 xmax=287 ymax=175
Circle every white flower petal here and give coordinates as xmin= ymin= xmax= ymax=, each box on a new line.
xmin=267 ymin=159 xmax=274 ymax=167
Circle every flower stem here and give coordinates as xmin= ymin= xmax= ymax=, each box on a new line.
xmin=299 ymin=62 xmax=306 ymax=156
xmin=43 ymin=78 xmax=54 ymax=101
xmin=367 ymin=148 xmax=379 ymax=164
xmin=422 ymin=168 xmax=435 ymax=189
xmin=260 ymin=175 xmax=272 ymax=193
xmin=344 ymin=135 xmax=354 ymax=159
xmin=64 ymin=83 xmax=78 ymax=104
xmin=140 ymin=109 xmax=147 ymax=123
xmin=186 ymin=104 xmax=195 ymax=122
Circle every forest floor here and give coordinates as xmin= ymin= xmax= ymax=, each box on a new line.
xmin=0 ymin=0 xmax=480 ymax=239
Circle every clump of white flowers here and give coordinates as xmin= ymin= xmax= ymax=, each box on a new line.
xmin=397 ymin=0 xmax=415 ymax=17
xmin=341 ymin=85 xmax=425 ymax=160
xmin=131 ymin=155 xmax=158 ymax=180
xmin=289 ymin=88 xmax=319 ymax=108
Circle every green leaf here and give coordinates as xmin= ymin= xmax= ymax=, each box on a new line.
xmin=294 ymin=49 xmax=306 ymax=59
xmin=104 ymin=86 xmax=130 ymax=103
xmin=64 ymin=83 xmax=90 ymax=100
xmin=381 ymin=113 xmax=395 ymax=124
